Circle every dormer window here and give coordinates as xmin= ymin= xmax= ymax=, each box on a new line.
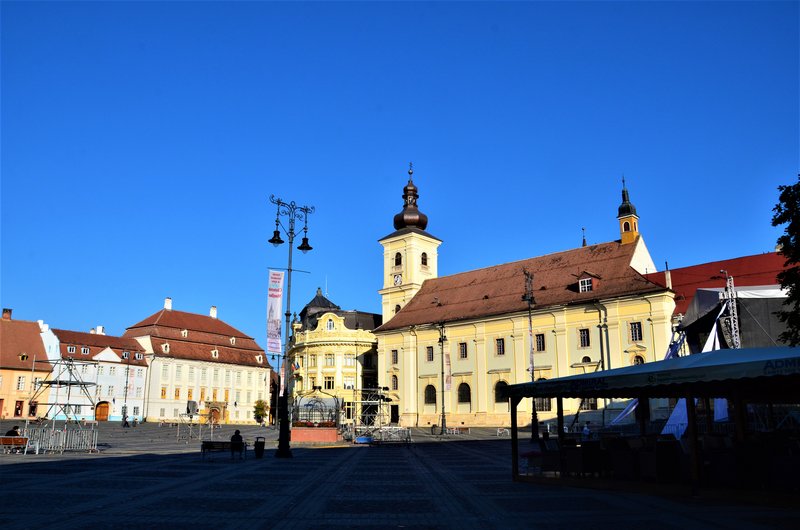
xmin=162 ymin=343 xmax=170 ymax=353
xmin=134 ymin=353 xmax=144 ymax=360
xmin=81 ymin=347 xmax=90 ymax=355
xmin=579 ymin=278 xmax=593 ymax=293
xmin=67 ymin=346 xmax=76 ymax=354
xmin=181 ymin=329 xmax=188 ymax=338
xmin=211 ymin=349 xmax=219 ymax=359
xmin=122 ymin=351 xmax=130 ymax=359
xmin=230 ymin=337 xmax=236 ymax=345
xmin=256 ymin=354 xmax=263 ymax=363
xmin=326 ymin=319 xmax=334 ymax=331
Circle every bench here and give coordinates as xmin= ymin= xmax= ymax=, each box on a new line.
xmin=201 ymin=440 xmax=248 ymax=460
xmin=446 ymin=427 xmax=470 ymax=435
xmin=1 ymin=436 xmax=30 ymax=455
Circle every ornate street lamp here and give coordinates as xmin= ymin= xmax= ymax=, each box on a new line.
xmin=268 ymin=195 xmax=315 ymax=458
xmin=522 ymin=268 xmax=540 ymax=441
xmin=438 ymin=322 xmax=447 ymax=435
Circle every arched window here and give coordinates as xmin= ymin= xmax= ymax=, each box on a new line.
xmin=424 ymin=385 xmax=436 ymax=404
xmin=623 ymin=221 xmax=631 ymax=232
xmin=633 ymin=355 xmax=645 ymax=365
xmin=326 ymin=319 xmax=334 ymax=331
xmin=395 ymin=305 xmax=401 ymax=314
xmin=457 ymin=383 xmax=471 ymax=403
xmin=394 ymin=252 xmax=402 ymax=266
xmin=494 ymin=381 xmax=508 ymax=403
xmin=421 ymin=252 xmax=428 ymax=266
xmin=582 ymin=356 xmax=592 ymax=363
xmin=391 ymin=374 xmax=398 ymax=391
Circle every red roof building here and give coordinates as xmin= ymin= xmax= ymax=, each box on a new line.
xmin=124 ymin=298 xmax=272 ymax=424
xmin=0 ymin=308 xmax=51 ymax=420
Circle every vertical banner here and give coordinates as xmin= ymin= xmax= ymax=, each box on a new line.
xmin=444 ymin=352 xmax=452 ymax=391
xmin=267 ymin=270 xmax=285 ymax=395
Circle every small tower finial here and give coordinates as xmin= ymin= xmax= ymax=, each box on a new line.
xmin=408 ymin=162 xmax=414 ymax=178
xmin=582 ymin=227 xmax=587 ymax=247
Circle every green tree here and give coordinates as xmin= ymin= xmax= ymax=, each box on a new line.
xmin=772 ymin=174 xmax=800 ymax=345
xmin=253 ymin=400 xmax=268 ymax=423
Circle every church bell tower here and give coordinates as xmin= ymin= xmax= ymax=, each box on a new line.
xmin=378 ymin=164 xmax=441 ymax=322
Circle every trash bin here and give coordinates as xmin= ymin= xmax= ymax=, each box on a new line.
xmin=254 ymin=437 xmax=265 ymax=459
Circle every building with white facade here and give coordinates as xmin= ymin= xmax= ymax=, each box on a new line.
xmin=47 ymin=327 xmax=148 ymax=422
xmin=124 ymin=298 xmax=272 ymax=424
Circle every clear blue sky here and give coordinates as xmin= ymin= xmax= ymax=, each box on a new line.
xmin=2 ymin=1 xmax=798 ymax=355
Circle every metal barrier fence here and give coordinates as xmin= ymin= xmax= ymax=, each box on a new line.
xmin=352 ymin=426 xmax=411 ymax=444
xmin=24 ymin=427 xmax=98 ymax=454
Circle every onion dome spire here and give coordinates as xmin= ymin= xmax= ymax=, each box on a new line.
xmin=393 ymin=162 xmax=429 ymax=230
xmin=617 ymin=176 xmax=638 ymax=218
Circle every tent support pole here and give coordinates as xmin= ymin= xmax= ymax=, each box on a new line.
xmin=703 ymin=398 xmax=713 ymax=433
xmin=511 ymin=396 xmax=521 ymax=481
xmin=685 ymin=394 xmax=700 ymax=494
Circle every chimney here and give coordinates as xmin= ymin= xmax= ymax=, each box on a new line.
xmin=664 ymin=261 xmax=673 ymax=290
xmin=210 ymin=306 xmax=218 ymax=319
xmin=2 ymin=308 xmax=11 ymax=320
xmin=96 ymin=325 xmax=105 ymax=335
xmin=165 ymin=297 xmax=173 ymax=311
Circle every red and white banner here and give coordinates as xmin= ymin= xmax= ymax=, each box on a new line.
xmin=267 ymin=270 xmax=285 ymax=355
xmin=444 ymin=352 xmax=452 ymax=391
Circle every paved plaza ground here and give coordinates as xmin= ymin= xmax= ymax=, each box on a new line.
xmin=1 ymin=421 xmax=799 ymax=529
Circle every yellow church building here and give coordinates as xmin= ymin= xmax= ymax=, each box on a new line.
xmin=374 ymin=168 xmax=676 ymax=430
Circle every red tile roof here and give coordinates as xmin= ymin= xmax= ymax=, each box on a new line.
xmin=126 ymin=309 xmax=247 ymax=338
xmin=645 ymin=252 xmax=788 ymax=316
xmin=51 ymin=329 xmax=148 ymax=366
xmin=124 ymin=308 xmax=270 ymax=369
xmin=376 ymin=240 xmax=666 ymax=332
xmin=0 ymin=318 xmax=50 ymax=371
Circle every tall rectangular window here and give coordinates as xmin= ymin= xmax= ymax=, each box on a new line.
xmin=344 ymin=354 xmax=355 ymax=367
xmin=426 ymin=346 xmax=434 ymax=362
xmin=161 ymin=365 xmax=169 ymax=378
xmin=391 ymin=350 xmax=398 ymax=365
xmin=201 ymin=368 xmax=208 ymax=381
xmin=175 ymin=365 xmax=182 ymax=379
xmin=160 ymin=387 xmax=167 ymax=399
xmin=459 ymin=342 xmax=467 ymax=359
xmin=495 ymin=338 xmax=505 ymax=356
xmin=187 ymin=388 xmax=193 ymax=401
xmin=535 ymin=333 xmax=546 ymax=352
xmin=16 ymin=376 xmax=25 ymax=391
xmin=188 ymin=366 xmax=195 ymax=380
xmin=579 ymin=328 xmax=591 ymax=348
xmin=213 ymin=369 xmax=219 ymax=383
xmin=108 ymin=386 xmax=115 ymax=397
xmin=630 ymin=321 xmax=643 ymax=342
xmin=310 ymin=355 xmax=317 ymax=367
xmin=325 ymin=354 xmax=335 ymax=367
xmin=580 ymin=397 xmax=598 ymax=410
xmin=174 ymin=388 xmax=180 ymax=399
xmin=324 ymin=376 xmax=334 ymax=390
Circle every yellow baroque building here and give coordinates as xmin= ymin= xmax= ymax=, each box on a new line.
xmin=374 ymin=169 xmax=676 ymax=429
xmin=286 ymin=289 xmax=381 ymax=425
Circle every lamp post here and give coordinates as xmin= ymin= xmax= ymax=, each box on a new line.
xmin=522 ymin=268 xmax=540 ymax=441
xmin=437 ymin=322 xmax=447 ymax=435
xmin=268 ymin=195 xmax=314 ymax=459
